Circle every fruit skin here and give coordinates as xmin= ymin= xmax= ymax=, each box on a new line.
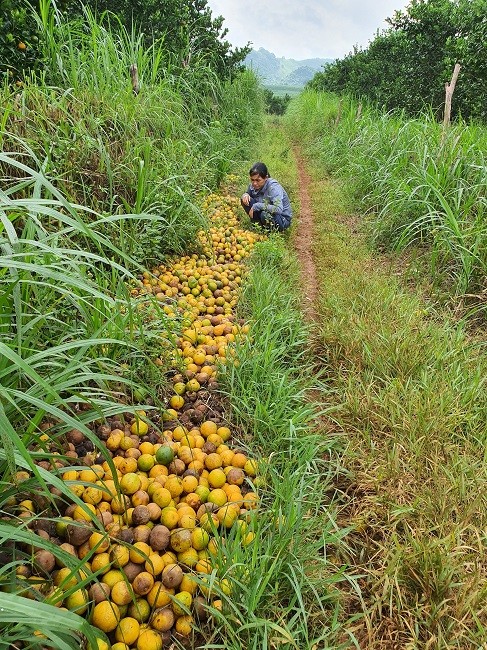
xmin=137 ymin=627 xmax=163 ymax=650
xmin=115 ymin=616 xmax=140 ymax=645
xmin=150 ymin=606 xmax=175 ymax=632
xmin=155 ymin=446 xmax=175 ymax=466
xmin=91 ymin=600 xmax=121 ymax=633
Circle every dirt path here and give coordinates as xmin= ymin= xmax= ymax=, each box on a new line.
xmin=292 ymin=149 xmax=319 ymax=323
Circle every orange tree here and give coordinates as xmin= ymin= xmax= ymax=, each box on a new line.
xmin=0 ymin=0 xmax=40 ymax=84
xmin=1 ymin=0 xmax=249 ymax=85
xmin=308 ymin=0 xmax=487 ymax=122
xmin=65 ymin=0 xmax=250 ymax=80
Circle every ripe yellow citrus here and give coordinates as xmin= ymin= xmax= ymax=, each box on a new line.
xmin=128 ymin=598 xmax=151 ymax=623
xmin=111 ymin=581 xmax=133 ymax=606
xmin=120 ymin=473 xmax=142 ymax=495
xmin=91 ymin=600 xmax=121 ymax=632
xmin=152 ymin=487 xmax=172 ymax=509
xmin=147 ymin=582 xmax=173 ymax=609
xmin=160 ymin=506 xmax=180 ymax=529
xmin=137 ymin=454 xmax=155 ymax=472
xmin=145 ymin=553 xmax=165 ymax=576
xmin=208 ymin=468 xmax=226 ymax=488
xmin=205 ymin=453 xmax=222 ymax=470
xmin=200 ymin=421 xmax=218 ymax=438
xmin=175 ymin=614 xmax=193 ymax=636
xmin=115 ymin=617 xmax=140 ymax=645
xmin=165 ymin=476 xmax=183 ymax=498
xmin=137 ymin=627 xmax=163 ymax=650
xmin=191 ymin=527 xmax=209 ymax=551
xmin=130 ymin=542 xmax=151 ymax=564
xmin=207 ymin=488 xmax=227 ymax=507
xmin=177 ymin=547 xmax=199 ymax=568
xmin=131 ymin=419 xmax=149 ymax=436
xmin=172 ymin=590 xmax=192 ymax=616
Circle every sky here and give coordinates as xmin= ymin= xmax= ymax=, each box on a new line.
xmin=206 ymin=0 xmax=411 ymax=61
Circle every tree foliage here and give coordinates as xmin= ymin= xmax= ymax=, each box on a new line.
xmin=308 ymin=0 xmax=487 ymax=122
xmin=263 ymin=89 xmax=291 ymax=115
xmin=1 ymin=0 xmax=249 ymax=84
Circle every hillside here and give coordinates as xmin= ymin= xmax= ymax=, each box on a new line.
xmin=244 ymin=47 xmax=332 ymax=87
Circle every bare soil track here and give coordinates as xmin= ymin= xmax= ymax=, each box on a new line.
xmin=292 ymin=150 xmax=319 ymax=323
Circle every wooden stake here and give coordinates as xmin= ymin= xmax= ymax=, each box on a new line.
xmin=130 ymin=63 xmax=140 ymax=95
xmin=443 ymin=63 xmax=461 ymax=129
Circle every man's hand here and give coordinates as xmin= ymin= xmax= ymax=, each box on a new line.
xmin=249 ymin=206 xmax=254 ymax=218
xmin=241 ymin=193 xmax=250 ymax=206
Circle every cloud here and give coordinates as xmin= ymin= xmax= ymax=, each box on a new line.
xmin=207 ymin=0 xmax=409 ymax=60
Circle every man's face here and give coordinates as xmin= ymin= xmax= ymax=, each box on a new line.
xmin=250 ymin=174 xmax=266 ymax=191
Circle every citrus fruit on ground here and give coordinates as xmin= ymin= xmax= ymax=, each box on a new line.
xmin=195 ymin=485 xmax=209 ymax=502
xmin=200 ymin=421 xmax=218 ymax=437
xmin=138 ymin=454 xmax=155 ymax=472
xmin=115 ymin=617 xmax=140 ymax=645
xmin=131 ymin=419 xmax=149 ymax=436
xmin=216 ymin=503 xmax=239 ymax=528
xmin=180 ymin=573 xmax=198 ymax=595
xmin=111 ymin=581 xmax=133 ymax=606
xmin=137 ymin=627 xmax=163 ymax=650
xmin=102 ymin=569 xmax=125 ymax=589
xmin=173 ymin=382 xmax=186 ymax=395
xmin=165 ymin=476 xmax=183 ymax=498
xmin=160 ymin=506 xmax=179 ymax=529
xmin=207 ymin=489 xmax=227 ymax=507
xmin=217 ymin=426 xmax=231 ymax=441
xmin=172 ymin=590 xmax=192 ymax=616
xmin=161 ymin=563 xmax=183 ymax=589
xmin=169 ymin=528 xmax=192 ymax=553
xmin=199 ymin=512 xmax=219 ymax=533
xmin=208 ymin=468 xmax=226 ymax=488
xmin=175 ymin=614 xmax=193 ymax=636
xmin=150 ymin=606 xmax=175 ymax=632
xmin=128 ymin=598 xmax=151 ymax=623
xmin=133 ymin=572 xmax=155 ymax=596
xmin=152 ymin=487 xmax=172 ymax=509
xmin=91 ymin=600 xmax=121 ymax=632
xmin=147 ymin=582 xmax=173 ymax=608
xmin=64 ymin=588 xmax=88 ymax=614
xmin=191 ymin=526 xmax=210 ymax=551
xmin=177 ymin=547 xmax=199 ymax=568
xmin=145 ymin=553 xmax=165 ymax=576
xmin=130 ymin=541 xmax=151 ymax=564
xmin=120 ymin=473 xmax=142 ymax=495
xmin=169 ymin=395 xmax=184 ymax=410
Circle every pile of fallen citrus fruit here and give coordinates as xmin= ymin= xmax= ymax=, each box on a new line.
xmin=8 ymin=193 xmax=266 ymax=649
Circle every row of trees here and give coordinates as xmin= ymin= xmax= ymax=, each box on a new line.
xmin=308 ymin=0 xmax=487 ymax=122
xmin=1 ymin=0 xmax=249 ymax=84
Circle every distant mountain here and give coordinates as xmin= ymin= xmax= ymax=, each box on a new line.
xmin=244 ymin=48 xmax=333 ymax=87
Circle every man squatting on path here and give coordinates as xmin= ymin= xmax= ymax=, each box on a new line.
xmin=240 ymin=162 xmax=292 ymax=232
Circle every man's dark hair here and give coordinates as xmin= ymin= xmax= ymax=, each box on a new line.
xmin=249 ymin=162 xmax=269 ymax=178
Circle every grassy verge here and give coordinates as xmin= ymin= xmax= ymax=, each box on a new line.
xmin=285 ymin=91 xmax=487 ymax=320
xmin=291 ymin=133 xmax=487 ymax=647
xmin=216 ymin=234 xmax=355 ymax=649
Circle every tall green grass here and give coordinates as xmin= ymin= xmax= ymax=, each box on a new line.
xmin=286 ymin=91 xmax=487 ymax=313
xmin=289 ymin=128 xmax=487 ymax=648
xmin=214 ymin=237 xmax=356 ymax=649
xmin=0 ymin=3 xmax=265 ymax=645
xmin=2 ymin=0 xmax=263 ymax=266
